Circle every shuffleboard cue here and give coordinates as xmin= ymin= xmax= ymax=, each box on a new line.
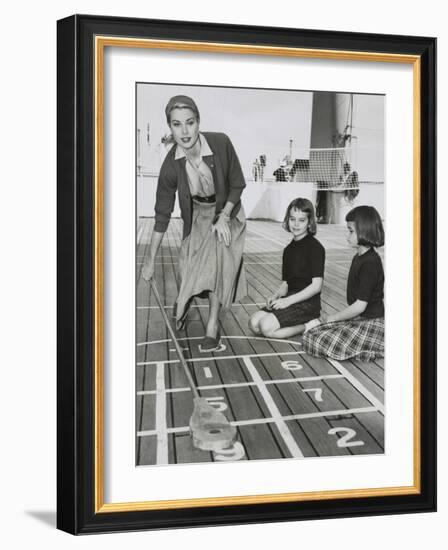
xmin=149 ymin=279 xmax=237 ymax=452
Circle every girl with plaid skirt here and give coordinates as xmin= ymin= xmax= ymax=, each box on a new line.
xmin=249 ymin=198 xmax=325 ymax=339
xmin=302 ymin=205 xmax=384 ymax=362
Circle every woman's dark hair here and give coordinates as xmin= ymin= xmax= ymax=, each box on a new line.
xmin=282 ymin=198 xmax=317 ymax=235
xmin=346 ymin=205 xmax=384 ymax=247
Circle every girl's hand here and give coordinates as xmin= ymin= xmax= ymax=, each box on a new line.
xmin=141 ymin=258 xmax=155 ymax=282
xmin=271 ymin=297 xmax=292 ymax=310
xmin=212 ymin=213 xmax=231 ymax=246
xmin=319 ymin=312 xmax=332 ymax=324
xmin=266 ymin=294 xmax=279 ymax=309
xmin=304 ymin=318 xmax=321 ymax=333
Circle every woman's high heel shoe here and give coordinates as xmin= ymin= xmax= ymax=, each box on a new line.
xmin=200 ymin=330 xmax=222 ymax=352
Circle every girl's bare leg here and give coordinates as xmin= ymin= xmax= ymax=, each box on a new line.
xmin=248 ymin=310 xmax=268 ymax=335
xmin=259 ymin=313 xmax=305 ymax=339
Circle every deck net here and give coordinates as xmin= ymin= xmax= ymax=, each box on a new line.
xmin=288 ymin=147 xmax=384 ymax=190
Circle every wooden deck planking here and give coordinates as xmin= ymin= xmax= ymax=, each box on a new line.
xmin=227 ymin=308 xmax=317 ymax=463
xmin=137 ymin=226 xmax=181 ymax=463
xmin=174 ymin=433 xmax=213 ymax=464
xmin=257 ymin=355 xmax=383 ymax=455
xmin=237 ymin=425 xmax=285 ymax=460
xmin=135 ymin=249 xmax=150 ymax=414
xmin=305 ymin=355 xmax=384 ymax=447
xmin=352 ymin=411 xmax=385 ymax=448
xmin=138 ymin=435 xmax=157 ymax=466
xmin=194 ymin=306 xmax=315 ymax=459
xmin=350 ymin=358 xmax=384 ymax=387
xmin=342 ymin=360 xmax=384 ymax=403
xmin=139 ymin=394 xmax=156 ymax=431
xmin=258 ymin=306 xmax=384 ymax=455
xmin=194 ymin=313 xmax=288 ymax=457
xmin=273 ymin=420 xmax=318 ymax=458
xmin=292 ymin=417 xmax=351 ymax=456
xmin=322 ymin=377 xmax=378 ymax=410
xmin=327 ymin=416 xmax=384 ymax=455
xmin=299 ymin=352 xmax=347 ymax=377
xmin=297 ymin=353 xmax=383 ymax=451
xmin=168 ymin=384 xmax=195 ymax=429
xmin=136 ymin=221 xmax=161 ymax=462
xmin=136 ymin=221 xmax=153 ymax=374
xmin=169 ymin=255 xmax=285 ymax=458
xmin=215 ymin=316 xmax=366 ymax=458
xmin=136 ymin=218 xmax=385 ymax=465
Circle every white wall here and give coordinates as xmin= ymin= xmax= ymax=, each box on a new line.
xmin=0 ymin=1 xmax=444 ymax=549
xmin=136 ymin=83 xmax=313 ymax=179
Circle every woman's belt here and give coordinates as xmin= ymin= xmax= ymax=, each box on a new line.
xmin=192 ymin=194 xmax=216 ymax=203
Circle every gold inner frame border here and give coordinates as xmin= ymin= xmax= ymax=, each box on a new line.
xmin=94 ymin=36 xmax=421 ymax=513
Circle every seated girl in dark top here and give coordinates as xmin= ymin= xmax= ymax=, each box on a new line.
xmin=249 ymin=198 xmax=325 ymax=339
xmin=303 ymin=205 xmax=385 ymax=362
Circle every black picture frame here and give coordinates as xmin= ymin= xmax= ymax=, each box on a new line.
xmin=57 ymin=14 xmax=436 ymax=535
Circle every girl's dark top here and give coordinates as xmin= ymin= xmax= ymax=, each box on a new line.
xmin=282 ymin=234 xmax=325 ymax=307
xmin=347 ymin=247 xmax=384 ymax=318
xmin=154 ymin=132 xmax=246 ymax=240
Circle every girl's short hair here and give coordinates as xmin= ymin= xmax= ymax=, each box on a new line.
xmin=282 ymin=198 xmax=317 ymax=235
xmin=346 ymin=205 xmax=384 ymax=247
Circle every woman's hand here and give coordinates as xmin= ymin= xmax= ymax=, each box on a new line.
xmin=141 ymin=258 xmax=155 ymax=282
xmin=212 ymin=213 xmax=231 ymax=246
xmin=270 ymin=297 xmax=292 ymax=310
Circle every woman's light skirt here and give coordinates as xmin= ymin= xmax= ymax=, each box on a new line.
xmin=175 ymin=200 xmax=247 ymax=329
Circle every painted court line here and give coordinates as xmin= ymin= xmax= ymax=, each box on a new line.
xmin=203 ymin=367 xmax=213 ymax=378
xmin=137 ymin=303 xmax=266 ymax=309
xmin=137 ymin=262 xmax=281 ymax=266
xmin=138 ymin=387 xmax=188 ymax=396
xmin=243 ymin=356 xmax=304 ymax=458
xmin=328 ymin=359 xmax=385 ymax=414
xmin=137 ymin=406 xmax=379 ymax=437
xmin=137 ymin=225 xmax=144 ymax=245
xmin=137 ymin=374 xmax=344 ymax=396
xmin=139 ymin=335 xmax=302 ymax=347
xmin=138 ymin=351 xmax=304 ymax=366
xmin=155 ymin=362 xmax=168 ymax=465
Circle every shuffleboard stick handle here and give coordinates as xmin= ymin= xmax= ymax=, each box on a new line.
xmin=150 ymin=280 xmax=236 ymax=453
xmin=149 ymin=279 xmax=200 ymax=399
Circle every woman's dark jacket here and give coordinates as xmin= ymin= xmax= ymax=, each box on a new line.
xmin=154 ymin=132 xmax=246 ymax=239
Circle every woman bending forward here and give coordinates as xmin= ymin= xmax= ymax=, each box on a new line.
xmin=142 ymin=95 xmax=247 ymax=351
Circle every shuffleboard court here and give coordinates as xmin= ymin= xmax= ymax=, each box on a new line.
xmin=136 ymin=219 xmax=385 ymax=466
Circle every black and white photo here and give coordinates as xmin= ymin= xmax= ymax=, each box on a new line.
xmin=136 ymin=83 xmax=386 ymax=466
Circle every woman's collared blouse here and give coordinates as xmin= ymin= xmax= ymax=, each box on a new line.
xmin=154 ymin=132 xmax=246 ymax=239
xmin=175 ymin=134 xmax=215 ymax=197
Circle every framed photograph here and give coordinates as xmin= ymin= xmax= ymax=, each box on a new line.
xmin=57 ymin=14 xmax=436 ymax=534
